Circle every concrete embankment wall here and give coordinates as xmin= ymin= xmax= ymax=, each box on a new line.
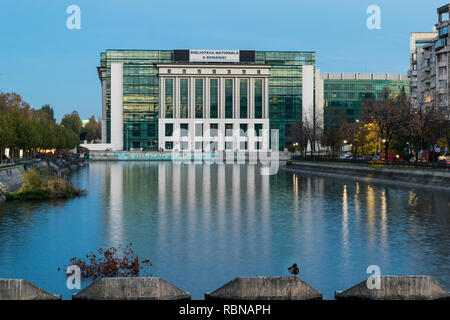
xmin=0 ymin=279 xmax=61 ymax=300
xmin=284 ymin=161 xmax=450 ymax=191
xmin=0 ymin=165 xmax=25 ymax=194
xmin=0 ymin=159 xmax=85 ymax=202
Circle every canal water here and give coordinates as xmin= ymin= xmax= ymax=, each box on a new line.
xmin=0 ymin=162 xmax=449 ymax=299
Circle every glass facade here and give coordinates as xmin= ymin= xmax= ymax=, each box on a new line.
xmin=225 ymin=79 xmax=233 ymax=119
xmin=100 ymin=50 xmax=316 ymax=150
xmin=210 ymin=79 xmax=218 ymax=118
xmin=323 ymin=79 xmax=410 ymax=132
xmin=195 ymin=78 xmax=203 ymax=118
xmin=165 ymin=78 xmax=174 ymax=118
xmin=240 ymin=79 xmax=248 ymax=119
xmin=100 ymin=50 xmax=172 ymax=150
xmin=254 ymin=51 xmax=316 ymax=148
xmin=180 ymin=78 xmax=189 ymax=118
xmin=254 ymin=79 xmax=263 ymax=119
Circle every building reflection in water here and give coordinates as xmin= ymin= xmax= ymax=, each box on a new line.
xmin=97 ymin=162 xmax=449 ymax=299
xmin=108 ymin=162 xmax=124 ymax=247
xmin=342 ymin=185 xmax=349 ymax=249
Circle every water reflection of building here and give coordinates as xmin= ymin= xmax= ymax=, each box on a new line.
xmin=108 ymin=163 xmax=124 ymax=246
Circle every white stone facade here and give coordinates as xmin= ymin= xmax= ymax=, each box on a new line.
xmin=157 ymin=64 xmax=271 ymax=152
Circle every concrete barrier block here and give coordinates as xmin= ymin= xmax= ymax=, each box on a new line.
xmin=205 ymin=276 xmax=322 ymax=300
xmin=335 ymin=275 xmax=450 ymax=300
xmin=0 ymin=279 xmax=61 ymax=300
xmin=72 ymin=277 xmax=191 ymax=300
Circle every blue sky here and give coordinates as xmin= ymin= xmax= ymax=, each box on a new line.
xmin=0 ymin=0 xmax=446 ymax=121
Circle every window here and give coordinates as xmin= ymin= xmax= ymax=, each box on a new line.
xmin=180 ymin=141 xmax=188 ymax=150
xmin=180 ymin=79 xmax=189 ymax=118
xmin=209 ymin=141 xmax=218 ymax=152
xmin=212 ymin=69 xmax=216 ymax=74
xmin=131 ymin=124 xmax=140 ymax=137
xmin=225 ymin=141 xmax=233 ymax=150
xmin=240 ymin=141 xmax=248 ymax=150
xmin=165 ymin=78 xmax=174 ymax=118
xmin=225 ymin=123 xmax=233 ymax=136
xmin=197 ymin=69 xmax=201 ymax=74
xmin=227 ymin=70 xmax=231 ymax=74
xmin=242 ymin=70 xmax=246 ymax=74
xmin=165 ymin=123 xmax=173 ymax=136
xmin=255 ymin=142 xmax=262 ymax=150
xmin=167 ymin=69 xmax=171 ymax=74
xmin=240 ymin=124 xmax=248 ymax=137
xmin=254 ymin=79 xmax=263 ymax=118
xmin=210 ymin=79 xmax=219 ymax=118
xmin=132 ymin=141 xmax=140 ymax=149
xmin=165 ymin=141 xmax=173 ymax=150
xmin=255 ymin=124 xmax=263 ymax=137
xmin=182 ymin=69 xmax=186 ymax=74
xmin=257 ymin=70 xmax=261 ymax=74
xmin=195 ymin=124 xmax=203 ymax=137
xmin=210 ymin=123 xmax=218 ymax=137
xmin=225 ymin=79 xmax=233 ymax=118
xmin=240 ymin=79 xmax=248 ymax=118
xmin=180 ymin=123 xmax=189 ymax=137
xmin=195 ymin=78 xmax=203 ymax=118
xmin=147 ymin=123 xmax=156 ymax=137
xmin=195 ymin=141 xmax=203 ymax=150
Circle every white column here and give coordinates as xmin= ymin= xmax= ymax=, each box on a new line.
xmin=190 ymin=77 xmax=195 ymax=118
xmin=101 ymin=74 xmax=107 ymax=143
xmin=302 ymin=65 xmax=314 ymax=123
xmin=160 ymin=76 xmax=165 ymax=119
xmin=175 ymin=77 xmax=179 ymax=118
xmin=205 ymin=76 xmax=210 ymax=119
xmin=249 ymin=77 xmax=254 ymax=119
xmin=234 ymin=76 xmax=239 ymax=119
xmin=264 ymin=77 xmax=269 ymax=119
xmin=220 ymin=77 xmax=225 ymax=118
xmin=111 ymin=63 xmax=123 ymax=151
xmin=315 ymin=68 xmax=324 ymax=132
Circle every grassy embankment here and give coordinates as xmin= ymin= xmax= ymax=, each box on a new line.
xmin=5 ymin=168 xmax=85 ymax=201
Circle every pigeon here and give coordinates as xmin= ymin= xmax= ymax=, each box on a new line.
xmin=288 ymin=263 xmax=299 ymax=276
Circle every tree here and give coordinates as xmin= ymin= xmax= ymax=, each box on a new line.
xmin=0 ymin=92 xmax=80 ymax=159
xmin=360 ymin=90 xmax=409 ymax=161
xmin=321 ymin=128 xmax=343 ymax=156
xmin=39 ymin=104 xmax=55 ymax=123
xmin=302 ymin=106 xmax=324 ymax=156
xmin=61 ymin=111 xmax=82 ymax=136
xmin=287 ymin=121 xmax=308 ymax=156
xmin=81 ymin=115 xmax=101 ymax=142
xmin=407 ymin=92 xmax=447 ymax=164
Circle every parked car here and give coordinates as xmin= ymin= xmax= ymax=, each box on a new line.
xmin=409 ymin=156 xmax=427 ymax=163
xmin=421 ymin=151 xmax=439 ymax=162
xmin=438 ymin=153 xmax=450 ymax=164
xmin=381 ymin=153 xmax=404 ymax=161
xmin=438 ymin=152 xmax=450 ymax=161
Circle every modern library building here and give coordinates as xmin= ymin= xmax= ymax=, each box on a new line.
xmin=91 ymin=49 xmax=409 ymax=152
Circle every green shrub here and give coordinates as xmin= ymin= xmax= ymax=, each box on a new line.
xmin=20 ymin=169 xmax=43 ymax=193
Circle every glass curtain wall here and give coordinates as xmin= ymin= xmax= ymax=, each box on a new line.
xmin=225 ymin=79 xmax=233 ymax=119
xmin=165 ymin=78 xmax=174 ymax=118
xmin=240 ymin=79 xmax=248 ymax=118
xmin=180 ymin=79 xmax=189 ymax=118
xmin=195 ymin=78 xmax=204 ymax=118
xmin=210 ymin=79 xmax=219 ymax=118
